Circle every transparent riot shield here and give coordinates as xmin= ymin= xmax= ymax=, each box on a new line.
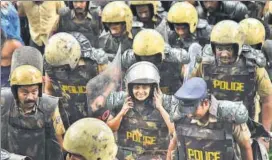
xmin=86 ymin=44 xmax=122 ymax=118
xmin=183 ymin=43 xmax=202 ymax=82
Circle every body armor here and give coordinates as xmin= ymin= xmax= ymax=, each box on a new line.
xmin=173 ymin=97 xmax=248 ymax=160
xmin=117 ymin=104 xmax=169 ymax=159
xmin=175 ymin=118 xmax=235 ymax=160
xmin=1 ymin=88 xmax=62 ymax=160
xmin=202 ymin=45 xmax=258 ymax=118
xmin=44 ymin=59 xmax=98 ymax=126
xmin=58 ymin=10 xmax=100 ymax=48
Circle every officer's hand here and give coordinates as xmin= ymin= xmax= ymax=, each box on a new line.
xmin=120 ymin=96 xmax=133 ymax=116
xmin=154 ymin=88 xmax=163 ymax=110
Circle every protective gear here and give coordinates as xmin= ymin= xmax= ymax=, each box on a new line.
xmin=44 ymin=32 xmax=81 ymax=70
xmin=201 ymin=1 xmax=248 ymax=25
xmin=130 ymin=1 xmax=160 ymax=21
xmin=102 ymin=1 xmax=133 ymax=38
xmin=239 ymin=18 xmax=265 ymax=46
xmin=10 ymin=46 xmax=43 ymax=74
xmin=57 ymin=8 xmax=100 ymax=48
xmin=175 ymin=116 xmax=236 ymax=160
xmin=10 ymin=65 xmax=42 ymax=86
xmin=202 ymin=44 xmax=258 ymax=119
xmin=10 ymin=46 xmax=44 ymax=99
xmin=167 ymin=2 xmax=198 ymax=34
xmin=133 ymin=29 xmax=165 ymax=60
xmin=1 ymin=149 xmax=32 ymax=160
xmin=210 ymin=20 xmax=245 ymax=61
xmin=63 ymin=118 xmax=117 ymax=160
xmin=125 ymin=61 xmax=160 ymax=100
xmin=1 ymin=88 xmax=63 ymax=160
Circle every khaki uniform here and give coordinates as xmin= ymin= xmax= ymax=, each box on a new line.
xmin=17 ymin=1 xmax=65 ymax=46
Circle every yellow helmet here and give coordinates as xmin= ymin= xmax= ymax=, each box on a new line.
xmin=211 ymin=20 xmax=245 ymax=57
xmin=133 ymin=29 xmax=165 ymax=59
xmin=102 ymin=1 xmax=133 ymax=38
xmin=239 ymin=18 xmax=265 ymax=46
xmin=44 ymin=32 xmax=81 ymax=70
xmin=10 ymin=65 xmax=43 ymax=86
xmin=167 ymin=2 xmax=198 ymax=33
xmin=130 ymin=1 xmax=160 ymax=21
xmin=63 ymin=118 xmax=117 ymax=160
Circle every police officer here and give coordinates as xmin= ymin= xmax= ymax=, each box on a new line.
xmin=192 ymin=20 xmax=272 ymax=149
xmin=167 ymin=2 xmax=212 ymax=49
xmin=63 ymin=118 xmax=117 ymax=160
xmin=99 ymin=1 xmax=135 ymax=58
xmin=1 ymin=46 xmax=64 ymax=160
xmin=168 ymin=77 xmax=253 ymax=160
xmin=200 ymin=1 xmax=248 ymax=25
xmin=129 ymin=1 xmax=170 ymax=42
xmin=57 ymin=1 xmax=101 ymax=48
xmin=44 ymin=32 xmax=108 ymax=128
xmin=122 ymin=29 xmax=190 ymax=95
xmin=104 ymin=62 xmax=175 ymax=159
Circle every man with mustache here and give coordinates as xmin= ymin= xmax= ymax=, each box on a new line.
xmin=1 ymin=46 xmax=64 ymax=160
xmin=57 ymin=1 xmax=101 ymax=48
xmin=192 ymin=20 xmax=272 ymax=151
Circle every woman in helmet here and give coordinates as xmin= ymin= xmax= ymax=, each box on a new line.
xmin=63 ymin=118 xmax=118 ymax=160
xmin=105 ymin=61 xmax=175 ymax=160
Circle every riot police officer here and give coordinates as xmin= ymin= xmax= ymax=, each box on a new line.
xmin=99 ymin=1 xmax=135 ymax=58
xmin=63 ymin=118 xmax=117 ymax=160
xmin=58 ymin=1 xmax=101 ymax=48
xmin=167 ymin=2 xmax=212 ymax=49
xmin=44 ymin=32 xmax=108 ymax=128
xmin=1 ymin=46 xmax=64 ymax=160
xmin=129 ymin=1 xmax=170 ymax=42
xmin=104 ymin=62 xmax=175 ymax=159
xmin=200 ymin=1 xmax=248 ymax=25
xmin=192 ymin=20 xmax=272 ymax=150
xmin=168 ymin=77 xmax=253 ymax=160
xmin=122 ymin=29 xmax=190 ymax=95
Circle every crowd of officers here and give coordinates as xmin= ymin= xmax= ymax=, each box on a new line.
xmin=1 ymin=1 xmax=272 ymax=160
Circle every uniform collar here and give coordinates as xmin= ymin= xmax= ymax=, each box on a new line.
xmin=191 ymin=114 xmax=217 ymax=127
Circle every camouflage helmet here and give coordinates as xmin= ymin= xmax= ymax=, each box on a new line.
xmin=125 ymin=61 xmax=160 ymax=100
xmin=167 ymin=2 xmax=198 ymax=33
xmin=63 ymin=118 xmax=117 ymax=160
xmin=133 ymin=29 xmax=165 ymax=59
xmin=102 ymin=1 xmax=133 ymax=38
xmin=130 ymin=1 xmax=160 ymax=21
xmin=210 ymin=20 xmax=245 ymax=58
xmin=239 ymin=18 xmax=265 ymax=46
xmin=44 ymin=32 xmax=81 ymax=70
xmin=10 ymin=65 xmax=43 ymax=98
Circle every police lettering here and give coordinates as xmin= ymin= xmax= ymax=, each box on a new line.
xmin=61 ymin=85 xmax=86 ymax=94
xmin=213 ymin=80 xmax=244 ymax=92
xmin=126 ymin=130 xmax=156 ymax=146
xmin=187 ymin=148 xmax=220 ymax=160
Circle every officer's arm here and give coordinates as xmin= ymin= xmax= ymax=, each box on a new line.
xmin=164 ymin=44 xmax=190 ymax=64
xmin=167 ymin=132 xmax=178 ymax=160
xmin=256 ymin=68 xmax=272 ymax=148
xmin=44 ymin=73 xmax=53 ymax=95
xmin=51 ymin=106 xmax=66 ymax=150
xmin=233 ymin=123 xmax=253 ymax=160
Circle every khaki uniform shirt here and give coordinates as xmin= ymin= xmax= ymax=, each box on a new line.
xmin=18 ymin=1 xmax=65 ymax=46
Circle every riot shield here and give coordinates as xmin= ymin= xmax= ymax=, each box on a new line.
xmin=183 ymin=43 xmax=202 ymax=82
xmin=86 ymin=44 xmax=122 ymax=120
